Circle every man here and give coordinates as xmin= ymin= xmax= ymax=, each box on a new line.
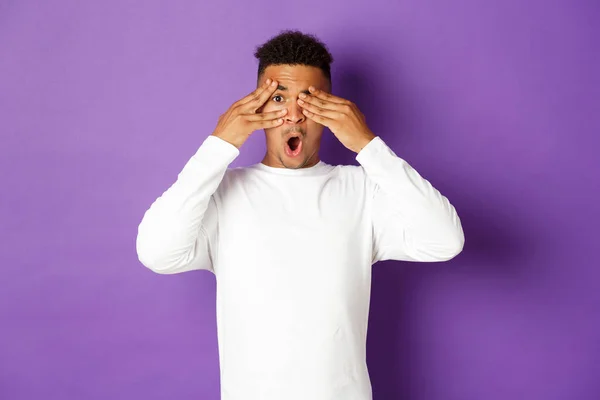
xmin=136 ymin=30 xmax=465 ymax=400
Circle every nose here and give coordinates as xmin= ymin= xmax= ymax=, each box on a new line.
xmin=285 ymin=99 xmax=306 ymax=124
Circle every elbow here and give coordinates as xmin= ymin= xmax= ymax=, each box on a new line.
xmin=405 ymin=233 xmax=464 ymax=262
xmin=136 ymin=233 xmax=180 ymax=275
xmin=136 ymin=231 xmax=205 ymax=275
xmin=437 ymin=229 xmax=465 ymax=261
xmin=136 ymin=243 xmax=173 ymax=275
xmin=137 ymin=252 xmax=175 ymax=275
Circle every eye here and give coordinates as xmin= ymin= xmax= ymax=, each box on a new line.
xmin=272 ymin=94 xmax=283 ymax=103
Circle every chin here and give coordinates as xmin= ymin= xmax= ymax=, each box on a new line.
xmin=280 ymin=154 xmax=309 ymax=168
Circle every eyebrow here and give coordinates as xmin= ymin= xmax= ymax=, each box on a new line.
xmin=277 ymin=84 xmax=311 ymax=95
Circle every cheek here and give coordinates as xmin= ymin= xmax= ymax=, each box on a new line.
xmin=306 ymin=118 xmax=323 ymax=131
xmin=263 ymin=124 xmax=284 ymax=135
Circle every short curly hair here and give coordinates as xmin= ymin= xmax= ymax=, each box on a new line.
xmin=254 ymin=30 xmax=334 ymax=87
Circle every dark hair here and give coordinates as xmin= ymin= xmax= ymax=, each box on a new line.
xmin=254 ymin=30 xmax=334 ymax=86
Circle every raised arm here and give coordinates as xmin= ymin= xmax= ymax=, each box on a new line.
xmin=136 ymin=136 xmax=239 ymax=274
xmin=136 ymin=77 xmax=286 ymax=274
xmin=356 ymin=136 xmax=465 ymax=264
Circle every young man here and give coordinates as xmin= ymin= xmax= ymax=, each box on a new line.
xmin=136 ymin=30 xmax=465 ymax=400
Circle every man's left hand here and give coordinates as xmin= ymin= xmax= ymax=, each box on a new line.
xmin=297 ymin=86 xmax=376 ymax=154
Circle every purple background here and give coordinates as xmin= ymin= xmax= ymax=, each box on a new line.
xmin=1 ymin=1 xmax=598 ymax=399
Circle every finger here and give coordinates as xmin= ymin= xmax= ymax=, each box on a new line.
xmin=301 ymin=108 xmax=334 ymax=126
xmin=247 ymin=79 xmax=280 ymax=111
xmin=297 ymin=99 xmax=339 ymax=119
xmin=248 ymin=115 xmax=285 ymax=129
xmin=238 ymin=79 xmax=275 ymax=107
xmin=308 ymin=86 xmax=349 ymax=105
xmin=235 ymin=78 xmax=275 ymax=107
xmin=299 ymin=93 xmax=341 ymax=112
xmin=233 ymin=80 xmax=269 ymax=107
xmin=245 ymin=108 xmax=288 ymax=121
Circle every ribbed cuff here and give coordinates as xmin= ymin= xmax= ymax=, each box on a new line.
xmin=192 ymin=135 xmax=240 ymax=165
xmin=355 ymin=136 xmax=391 ymax=164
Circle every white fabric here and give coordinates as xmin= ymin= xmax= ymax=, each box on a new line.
xmin=136 ymin=135 xmax=465 ymax=400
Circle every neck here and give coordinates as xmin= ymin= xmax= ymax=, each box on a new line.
xmin=260 ymin=151 xmax=320 ymax=169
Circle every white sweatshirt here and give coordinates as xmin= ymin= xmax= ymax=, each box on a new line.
xmin=136 ymin=134 xmax=464 ymax=400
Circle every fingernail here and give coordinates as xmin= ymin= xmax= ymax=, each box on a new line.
xmin=299 ymin=93 xmax=306 ymax=99
xmin=266 ymin=79 xmax=271 ymax=84
xmin=271 ymin=80 xmax=277 ymax=87
xmin=309 ymin=86 xmax=315 ymax=92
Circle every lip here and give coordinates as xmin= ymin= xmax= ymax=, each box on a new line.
xmin=284 ymin=133 xmax=303 ymax=142
xmin=284 ymin=135 xmax=303 ymax=157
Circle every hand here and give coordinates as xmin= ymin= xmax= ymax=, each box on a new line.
xmin=297 ymin=86 xmax=376 ymax=153
xmin=211 ymin=79 xmax=288 ymax=149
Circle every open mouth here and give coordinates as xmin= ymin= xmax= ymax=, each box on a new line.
xmin=285 ymin=135 xmax=303 ymax=157
xmin=288 ymin=136 xmax=300 ymax=151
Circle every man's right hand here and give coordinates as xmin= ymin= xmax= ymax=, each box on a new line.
xmin=211 ymin=78 xmax=288 ymax=149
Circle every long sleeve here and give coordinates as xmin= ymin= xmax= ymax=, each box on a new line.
xmin=136 ymin=135 xmax=240 ymax=274
xmin=356 ymin=136 xmax=465 ymax=263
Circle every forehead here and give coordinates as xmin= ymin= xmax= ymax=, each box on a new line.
xmin=260 ymin=64 xmax=329 ymax=91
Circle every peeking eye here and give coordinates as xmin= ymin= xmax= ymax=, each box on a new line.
xmin=272 ymin=95 xmax=283 ymax=103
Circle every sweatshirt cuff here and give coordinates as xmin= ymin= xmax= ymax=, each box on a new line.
xmin=355 ymin=136 xmax=392 ymax=165
xmin=193 ymin=135 xmax=240 ymax=165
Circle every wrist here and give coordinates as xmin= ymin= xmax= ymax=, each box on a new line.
xmin=355 ymin=133 xmax=376 ymax=154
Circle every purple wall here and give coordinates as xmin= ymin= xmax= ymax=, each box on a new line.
xmin=1 ymin=1 xmax=598 ymax=399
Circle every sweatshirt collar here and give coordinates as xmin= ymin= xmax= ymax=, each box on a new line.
xmin=250 ymin=160 xmax=332 ymax=176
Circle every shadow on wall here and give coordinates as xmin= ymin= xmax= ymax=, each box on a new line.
xmin=319 ymin=49 xmax=417 ymax=167
xmin=325 ymin=45 xmax=537 ymax=399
